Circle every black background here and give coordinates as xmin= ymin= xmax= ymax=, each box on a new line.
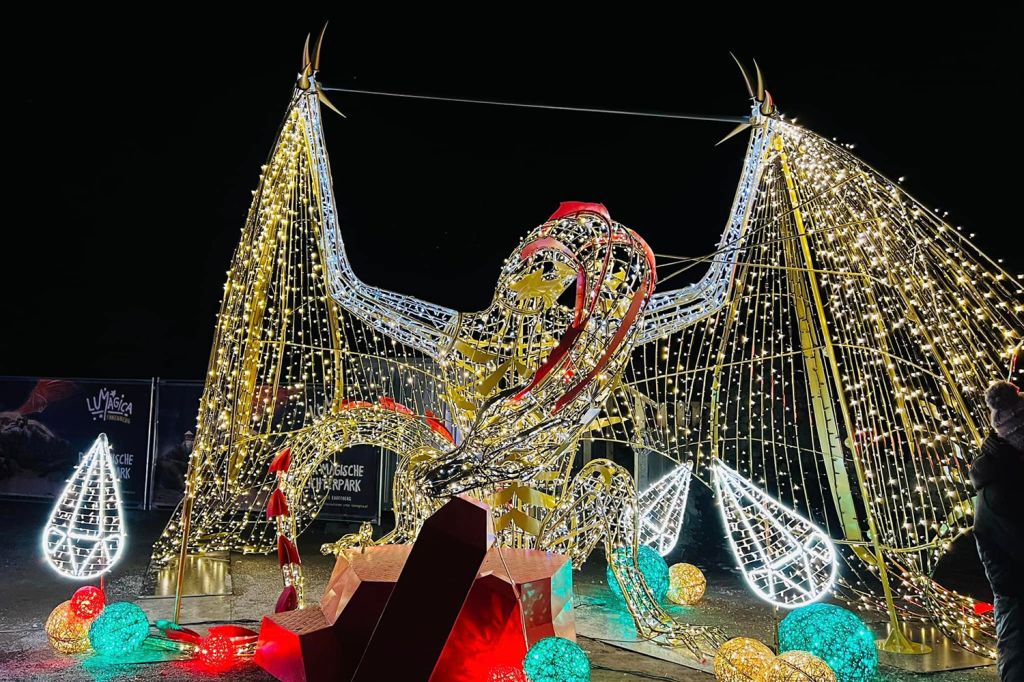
xmin=2 ymin=10 xmax=1019 ymax=379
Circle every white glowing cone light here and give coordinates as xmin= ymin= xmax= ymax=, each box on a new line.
xmin=42 ymin=433 xmax=126 ymax=579
xmin=638 ymin=461 xmax=693 ymax=556
xmin=713 ymin=460 xmax=836 ymax=608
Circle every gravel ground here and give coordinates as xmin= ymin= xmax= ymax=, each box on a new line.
xmin=0 ymin=502 xmax=1000 ymax=681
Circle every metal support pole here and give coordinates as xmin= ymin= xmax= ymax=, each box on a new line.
xmin=172 ymin=485 xmax=195 ymax=624
xmin=774 ymin=135 xmax=929 ymax=654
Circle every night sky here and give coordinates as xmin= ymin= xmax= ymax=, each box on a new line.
xmin=3 ymin=12 xmax=1019 ymax=380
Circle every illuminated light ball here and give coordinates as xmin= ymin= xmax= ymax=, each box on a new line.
xmin=45 ymin=600 xmax=91 ymax=654
xmin=713 ymin=637 xmax=775 ymax=682
xmin=667 ymin=563 xmax=706 ymax=605
xmin=764 ymin=651 xmax=836 ymax=682
xmin=606 ymin=545 xmax=670 ymax=603
xmin=778 ymin=604 xmax=877 ymax=682
xmin=490 ymin=665 xmax=528 ymax=681
xmin=70 ymin=585 xmax=106 ymax=620
xmin=523 ymin=636 xmax=590 ymax=682
xmin=197 ymin=632 xmax=235 ymax=669
xmin=88 ymin=601 xmax=150 ymax=657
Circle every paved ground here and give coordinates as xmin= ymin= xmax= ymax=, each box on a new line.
xmin=0 ymin=502 xmax=1000 ymax=680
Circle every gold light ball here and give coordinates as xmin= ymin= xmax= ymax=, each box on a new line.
xmin=714 ymin=637 xmax=775 ymax=682
xmin=764 ymin=651 xmax=836 ymax=682
xmin=45 ymin=600 xmax=91 ymax=654
xmin=667 ymin=562 xmax=706 ymax=605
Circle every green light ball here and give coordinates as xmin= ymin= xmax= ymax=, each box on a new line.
xmin=606 ymin=545 xmax=670 ymax=603
xmin=88 ymin=601 xmax=149 ymax=657
xmin=778 ymin=603 xmax=877 ymax=682
xmin=523 ymin=637 xmax=590 ymax=682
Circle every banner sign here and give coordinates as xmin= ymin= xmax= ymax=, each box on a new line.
xmin=310 ymin=444 xmax=382 ymax=521
xmin=0 ymin=377 xmax=153 ymax=508
xmin=150 ymin=381 xmax=203 ymax=509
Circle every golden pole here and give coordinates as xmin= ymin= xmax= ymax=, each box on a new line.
xmin=172 ymin=465 xmax=198 ymax=624
xmin=171 ymin=497 xmax=191 ymax=623
xmin=775 ymin=135 xmax=929 ymax=654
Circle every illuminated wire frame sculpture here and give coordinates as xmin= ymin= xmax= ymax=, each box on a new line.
xmin=593 ymin=73 xmax=1022 ymax=655
xmin=713 ymin=459 xmax=836 ymax=608
xmin=151 ymin=38 xmax=1023 ymax=659
xmin=44 ymin=433 xmax=126 ymax=579
xmin=637 ymin=462 xmax=693 ymax=556
xmin=150 ymin=34 xmax=765 ymax=659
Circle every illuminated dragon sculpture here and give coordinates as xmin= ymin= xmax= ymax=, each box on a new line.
xmin=154 ymin=34 xmax=1021 ymax=659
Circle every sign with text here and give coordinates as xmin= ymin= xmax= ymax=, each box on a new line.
xmin=0 ymin=377 xmax=153 ymax=508
xmin=310 ymin=444 xmax=381 ymax=521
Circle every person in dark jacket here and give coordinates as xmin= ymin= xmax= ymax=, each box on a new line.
xmin=972 ymin=380 xmax=1024 ymax=680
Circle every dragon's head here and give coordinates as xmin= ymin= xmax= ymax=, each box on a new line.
xmin=424 ymin=203 xmax=657 ymax=496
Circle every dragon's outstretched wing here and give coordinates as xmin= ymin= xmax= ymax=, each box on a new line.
xmin=586 ymin=114 xmax=1021 ymax=656
xmin=152 ymin=77 xmax=458 ymax=565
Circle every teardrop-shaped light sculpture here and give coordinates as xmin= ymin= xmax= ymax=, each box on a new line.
xmin=713 ymin=459 xmax=836 ymax=608
xmin=42 ymin=434 xmax=126 ymax=579
xmin=638 ymin=461 xmax=693 ymax=556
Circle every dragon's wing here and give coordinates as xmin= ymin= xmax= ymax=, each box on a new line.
xmin=304 ymin=76 xmax=458 ymax=359
xmin=152 ymin=82 xmax=458 ymax=566
xmin=585 ymin=116 xmax=1020 ymax=656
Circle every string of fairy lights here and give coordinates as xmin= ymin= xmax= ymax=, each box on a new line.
xmin=153 ymin=66 xmax=759 ymax=661
xmin=150 ymin=49 xmax=1022 ymax=661
xmin=593 ymin=117 xmax=1022 ymax=654
xmin=43 ymin=434 xmax=126 ymax=579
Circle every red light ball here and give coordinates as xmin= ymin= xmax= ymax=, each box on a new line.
xmin=70 ymin=586 xmax=105 ymax=620
xmin=198 ymin=632 xmax=235 ymax=668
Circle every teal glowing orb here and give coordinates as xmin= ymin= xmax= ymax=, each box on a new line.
xmin=523 ymin=637 xmax=590 ymax=682
xmin=605 ymin=545 xmax=669 ymax=603
xmin=88 ymin=601 xmax=149 ymax=657
xmin=778 ymin=603 xmax=877 ymax=682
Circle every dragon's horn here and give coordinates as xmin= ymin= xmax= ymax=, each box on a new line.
xmin=730 ymin=52 xmax=755 ymax=99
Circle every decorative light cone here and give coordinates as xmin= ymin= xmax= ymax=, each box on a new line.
xmin=764 ymin=651 xmax=836 ymax=682
xmin=42 ymin=433 xmax=126 ymax=580
xmin=667 ymin=563 xmax=706 ymax=605
xmin=713 ymin=460 xmax=836 ymax=609
xmin=45 ymin=600 xmax=91 ymax=654
xmin=637 ymin=462 xmax=693 ymax=555
xmin=778 ymin=604 xmax=877 ymax=682
xmin=713 ymin=637 xmax=775 ymax=682
xmin=522 ymin=636 xmax=590 ymax=682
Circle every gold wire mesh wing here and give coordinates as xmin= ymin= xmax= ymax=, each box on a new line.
xmin=592 ymin=117 xmax=1021 ymax=655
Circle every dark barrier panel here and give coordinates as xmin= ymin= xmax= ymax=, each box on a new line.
xmin=0 ymin=377 xmax=154 ymax=509
xmin=0 ymin=376 xmax=390 ymax=518
xmin=149 ymin=380 xmax=203 ymax=509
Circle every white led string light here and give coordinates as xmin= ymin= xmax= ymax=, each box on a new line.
xmin=713 ymin=459 xmax=836 ymax=609
xmin=42 ymin=433 xmax=126 ymax=579
xmin=637 ymin=461 xmax=693 ymax=556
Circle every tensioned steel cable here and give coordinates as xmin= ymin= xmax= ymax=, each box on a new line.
xmin=319 ymin=85 xmax=749 ymax=124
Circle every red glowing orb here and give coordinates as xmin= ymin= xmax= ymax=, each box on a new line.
xmin=198 ymin=632 xmax=235 ymax=669
xmin=489 ymin=665 xmax=528 ymax=681
xmin=70 ymin=586 xmax=105 ymax=620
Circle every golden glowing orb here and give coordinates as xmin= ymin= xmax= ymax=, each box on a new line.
xmin=45 ymin=600 xmax=91 ymax=654
xmin=714 ymin=637 xmax=775 ymax=682
xmin=764 ymin=651 xmax=836 ymax=682
xmin=667 ymin=562 xmax=706 ymax=605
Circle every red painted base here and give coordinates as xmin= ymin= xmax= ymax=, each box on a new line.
xmin=254 ymin=608 xmax=342 ymax=682
xmin=256 ymin=501 xmax=574 ymax=682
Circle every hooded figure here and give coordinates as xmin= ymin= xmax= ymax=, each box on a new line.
xmin=972 ymin=380 xmax=1024 ymax=680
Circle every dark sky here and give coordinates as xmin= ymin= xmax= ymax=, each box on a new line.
xmin=3 ymin=11 xmax=1019 ymax=380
